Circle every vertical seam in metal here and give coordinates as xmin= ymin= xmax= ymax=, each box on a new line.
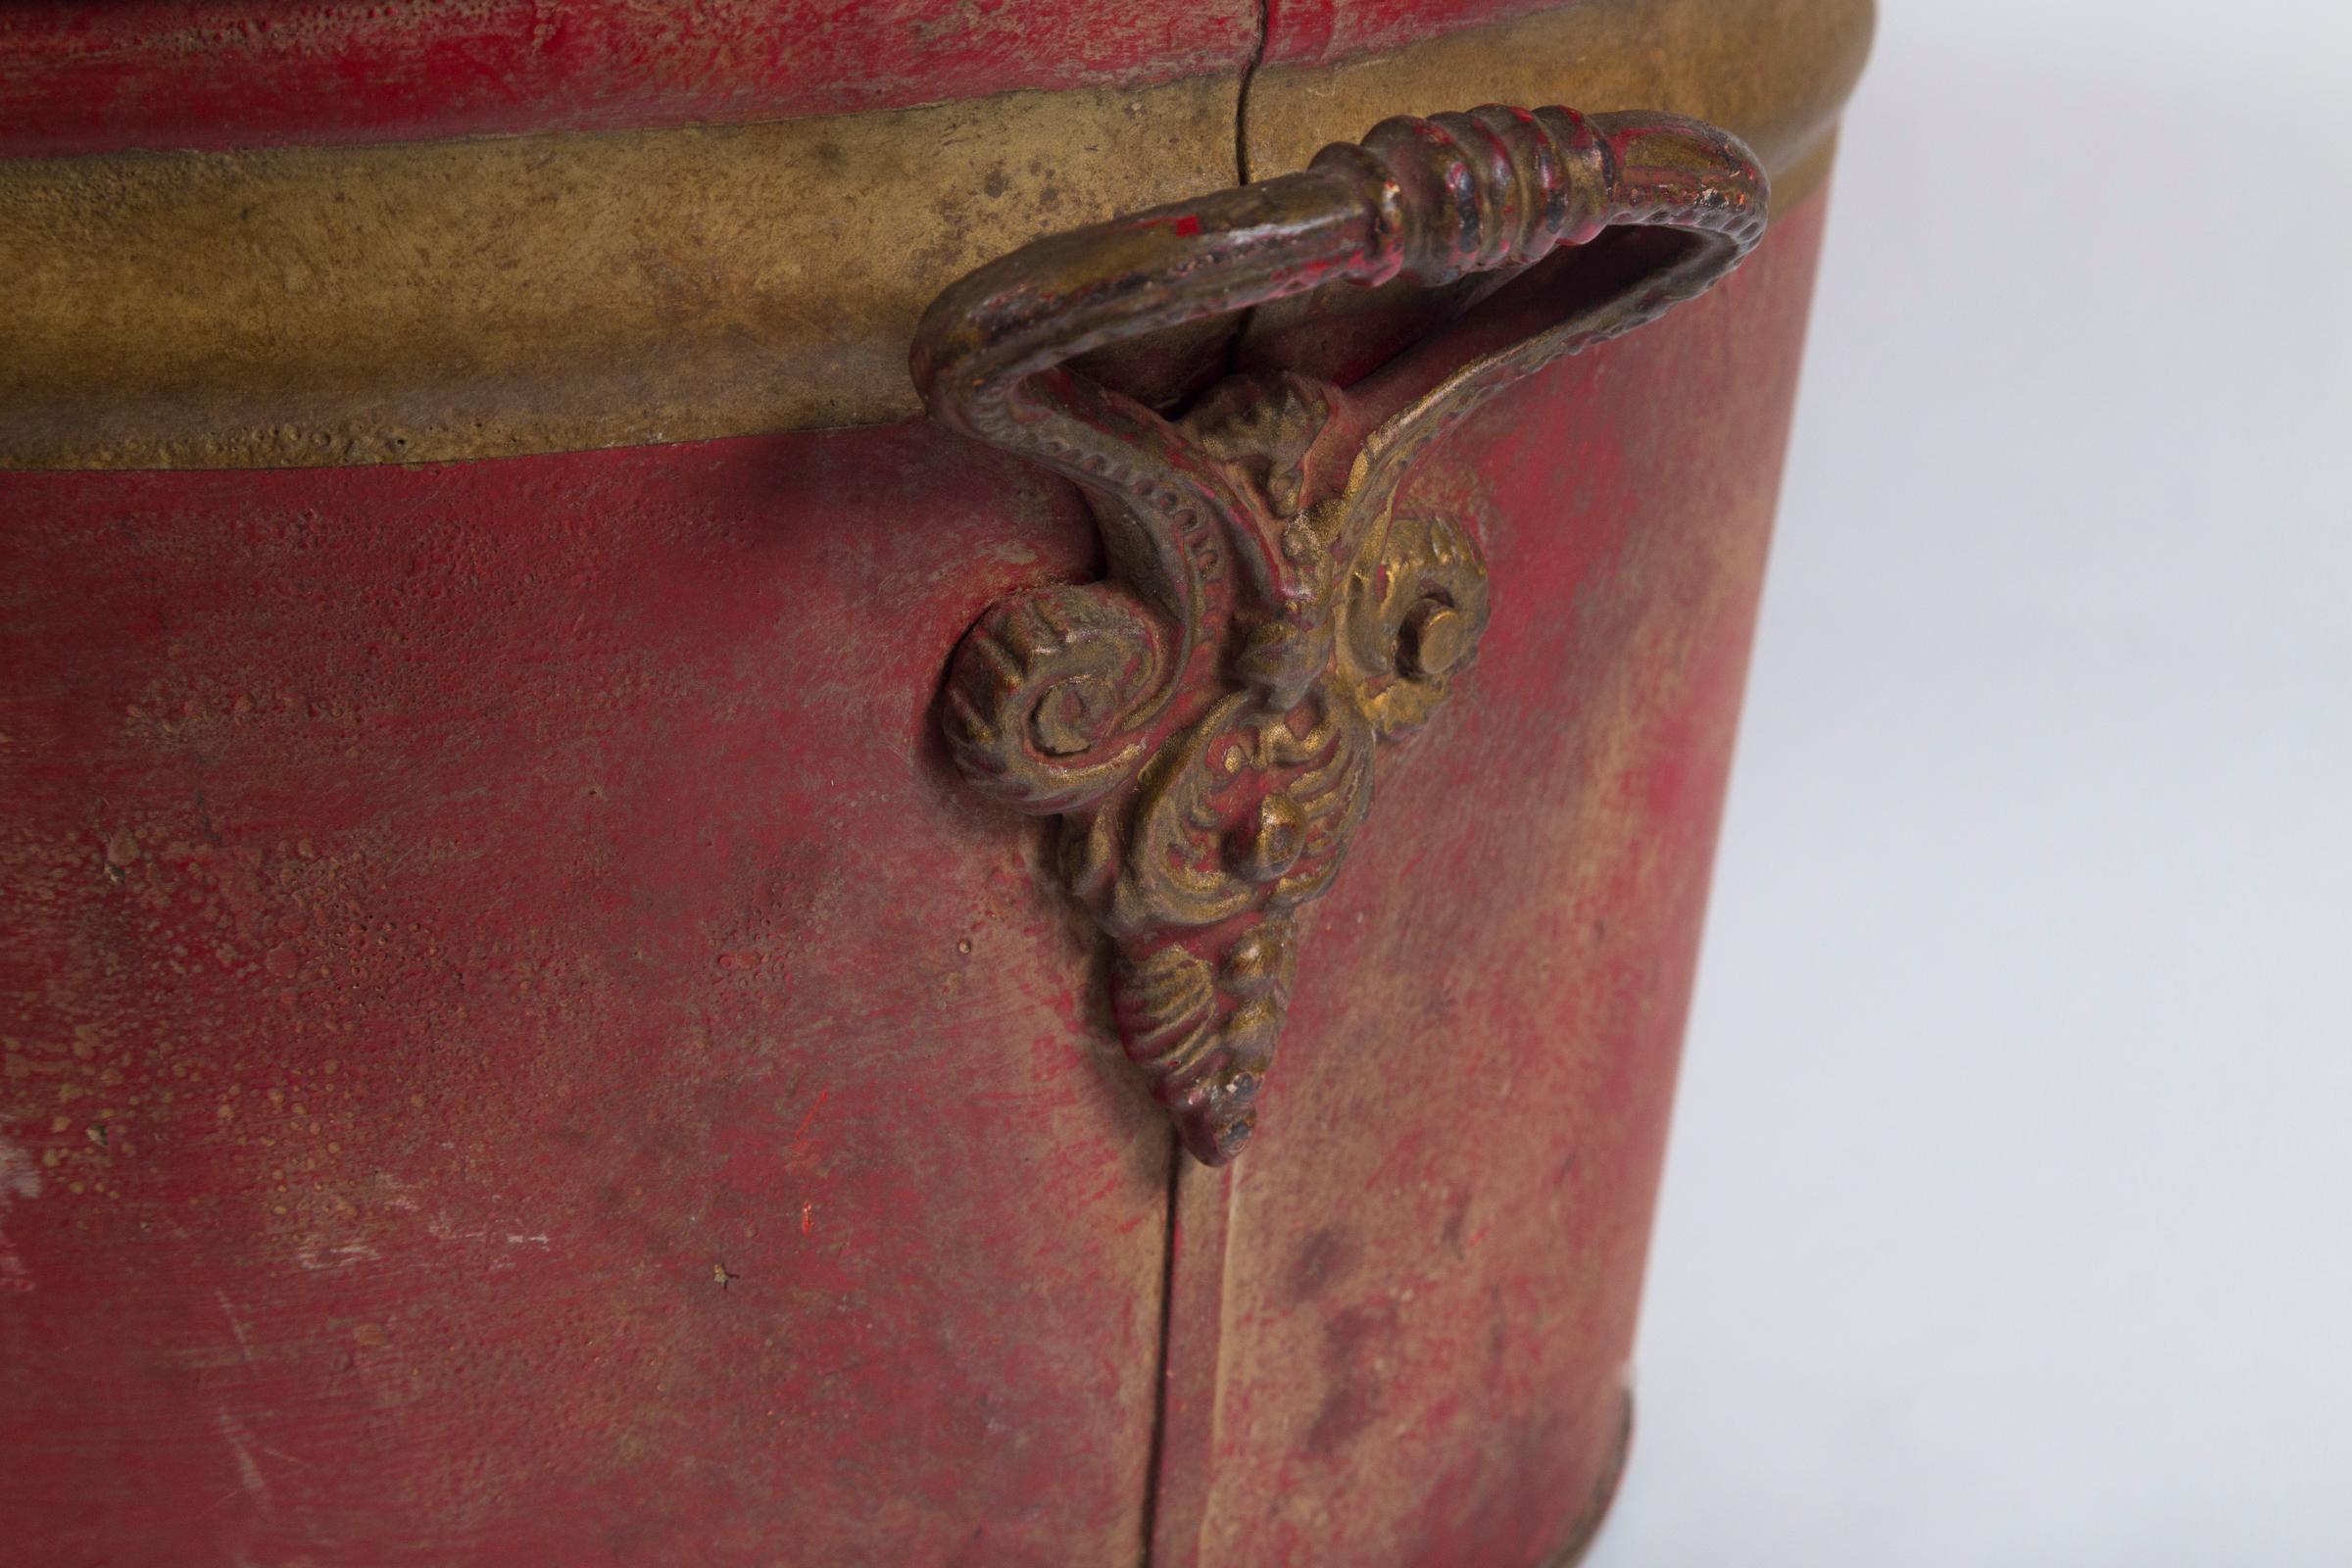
xmin=1144 ymin=14 xmax=1265 ymax=1559
xmin=1235 ymin=0 xmax=1269 ymax=185
xmin=1213 ymin=0 xmax=1276 ymax=387
xmin=1135 ymin=1141 xmax=1184 ymax=1567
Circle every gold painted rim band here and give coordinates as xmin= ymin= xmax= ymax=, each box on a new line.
xmin=0 ymin=0 xmax=1871 ymax=470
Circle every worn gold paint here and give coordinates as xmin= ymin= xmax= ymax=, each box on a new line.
xmin=0 ymin=78 xmax=1241 ymax=471
xmin=0 ymin=0 xmax=1868 ymax=470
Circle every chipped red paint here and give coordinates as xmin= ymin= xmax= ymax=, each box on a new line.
xmin=1164 ymin=195 xmax=1829 ymax=1564
xmin=1261 ymin=0 xmax=1577 ymax=67
xmin=0 ymin=189 xmax=1828 ymax=1561
xmin=0 ymin=426 xmax=1169 ymax=1563
xmin=0 ymin=0 xmax=1599 ymax=158
xmin=0 ymin=0 xmax=1260 ymax=156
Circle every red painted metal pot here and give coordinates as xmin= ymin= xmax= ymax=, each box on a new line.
xmin=0 ymin=3 xmax=1867 ymax=1562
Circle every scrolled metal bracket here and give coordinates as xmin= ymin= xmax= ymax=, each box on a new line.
xmin=913 ymin=105 xmax=1766 ymax=1163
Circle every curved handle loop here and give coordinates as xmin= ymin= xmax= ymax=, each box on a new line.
xmin=913 ymin=105 xmax=1763 ymax=486
xmin=914 ymin=105 xmax=1766 ymax=1164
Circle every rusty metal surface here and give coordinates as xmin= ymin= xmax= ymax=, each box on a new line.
xmin=917 ymin=105 xmax=1765 ymax=1162
xmin=0 ymin=0 xmax=1870 ymax=470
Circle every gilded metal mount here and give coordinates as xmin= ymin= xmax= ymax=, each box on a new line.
xmin=913 ymin=105 xmax=1766 ymax=1163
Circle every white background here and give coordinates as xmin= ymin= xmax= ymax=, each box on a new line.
xmin=1587 ymin=1 xmax=2352 ymax=1562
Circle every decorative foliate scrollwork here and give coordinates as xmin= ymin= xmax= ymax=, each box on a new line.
xmin=913 ymin=105 xmax=1766 ymax=1163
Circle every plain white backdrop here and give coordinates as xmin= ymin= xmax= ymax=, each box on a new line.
xmin=1586 ymin=2 xmax=2352 ymax=1563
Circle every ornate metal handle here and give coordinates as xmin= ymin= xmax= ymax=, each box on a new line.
xmin=913 ymin=106 xmax=1765 ymax=1164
